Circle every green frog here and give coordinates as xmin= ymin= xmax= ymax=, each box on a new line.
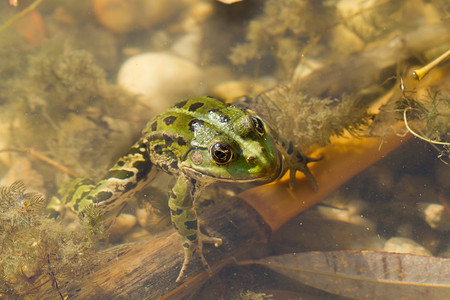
xmin=49 ymin=96 xmax=320 ymax=282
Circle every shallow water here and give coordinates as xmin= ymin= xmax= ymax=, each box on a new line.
xmin=0 ymin=0 xmax=448 ymax=299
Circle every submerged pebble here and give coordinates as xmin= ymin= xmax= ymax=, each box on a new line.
xmin=417 ymin=203 xmax=450 ymax=232
xmin=383 ymin=237 xmax=432 ymax=256
xmin=117 ymin=52 xmax=205 ymax=112
xmin=93 ymin=0 xmax=180 ymax=34
xmin=170 ymin=33 xmax=202 ymax=64
xmin=109 ymin=213 xmax=137 ymax=241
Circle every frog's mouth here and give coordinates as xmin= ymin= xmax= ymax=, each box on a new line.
xmin=181 ymin=150 xmax=283 ymax=183
xmin=181 ymin=166 xmax=269 ymax=183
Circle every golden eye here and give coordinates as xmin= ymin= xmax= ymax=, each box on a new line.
xmin=209 ymin=143 xmax=233 ymax=165
xmin=251 ymin=116 xmax=265 ymax=136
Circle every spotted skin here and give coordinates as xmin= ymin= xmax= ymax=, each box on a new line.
xmin=50 ymin=96 xmax=320 ymax=282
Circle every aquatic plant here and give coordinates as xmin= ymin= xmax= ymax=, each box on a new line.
xmin=0 ymin=181 xmax=105 ymax=298
xmin=397 ymin=89 xmax=450 ymax=164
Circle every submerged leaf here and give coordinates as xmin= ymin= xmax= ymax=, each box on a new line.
xmin=253 ymin=251 xmax=450 ymax=300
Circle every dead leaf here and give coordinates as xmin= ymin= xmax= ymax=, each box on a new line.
xmin=249 ymin=251 xmax=450 ymax=300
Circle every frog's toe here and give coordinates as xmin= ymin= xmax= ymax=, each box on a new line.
xmin=200 ymin=233 xmax=222 ymax=247
xmin=176 ymin=233 xmax=222 ymax=282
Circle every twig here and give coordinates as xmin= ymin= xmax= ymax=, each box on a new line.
xmin=0 ymin=0 xmax=44 ymax=33
xmin=47 ymin=254 xmax=65 ymax=300
xmin=0 ymin=148 xmax=78 ymax=177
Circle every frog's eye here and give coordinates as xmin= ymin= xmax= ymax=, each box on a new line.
xmin=251 ymin=117 xmax=265 ymax=136
xmin=210 ymin=143 xmax=233 ymax=165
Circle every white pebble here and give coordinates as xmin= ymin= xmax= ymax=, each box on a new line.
xmin=417 ymin=203 xmax=450 ymax=232
xmin=118 ymin=53 xmax=206 ymax=112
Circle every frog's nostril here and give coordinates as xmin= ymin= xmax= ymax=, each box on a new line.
xmin=247 ymin=156 xmax=255 ymax=163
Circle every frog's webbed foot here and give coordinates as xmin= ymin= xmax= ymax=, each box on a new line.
xmin=176 ymin=232 xmax=222 ymax=283
xmin=288 ymin=153 xmax=323 ymax=191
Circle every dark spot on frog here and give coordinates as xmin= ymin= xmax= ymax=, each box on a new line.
xmin=287 ymin=141 xmax=294 ymax=155
xmin=189 ymin=119 xmax=204 ymax=132
xmin=171 ymin=190 xmax=177 ymax=199
xmin=163 ymin=116 xmax=177 ymax=126
xmin=190 ymin=178 xmax=198 ymax=196
xmin=117 ymin=160 xmax=125 ymax=167
xmin=188 ymin=102 xmax=204 ymax=112
xmin=183 ymin=242 xmax=190 ymax=248
xmin=171 ymin=208 xmax=183 ymax=215
xmin=154 ymin=144 xmax=163 ymax=155
xmin=163 ymin=134 xmax=173 ymax=146
xmin=133 ymin=155 xmax=153 ymax=181
xmin=107 ymin=169 xmax=135 ymax=180
xmin=186 ymin=234 xmax=197 ymax=241
xmin=174 ymin=100 xmax=188 ymax=108
xmin=170 ymin=161 xmax=178 ymax=170
xmin=96 ymin=191 xmax=114 ymax=203
xmin=123 ymin=181 xmax=137 ymax=192
xmin=184 ymin=220 xmax=197 ymax=230
xmin=177 ymin=137 xmax=187 ymax=146
xmin=151 ymin=121 xmax=157 ymax=131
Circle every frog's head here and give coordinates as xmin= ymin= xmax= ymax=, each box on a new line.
xmin=181 ymin=109 xmax=281 ymax=183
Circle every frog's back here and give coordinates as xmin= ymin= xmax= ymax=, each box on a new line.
xmin=146 ymin=97 xmax=243 ymax=138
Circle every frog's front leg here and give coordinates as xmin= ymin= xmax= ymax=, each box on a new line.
xmin=168 ymin=172 xmax=222 ymax=282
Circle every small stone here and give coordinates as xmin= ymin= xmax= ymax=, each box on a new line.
xmin=0 ymin=157 xmax=46 ymax=195
xmin=136 ymin=207 xmax=169 ymax=233
xmin=136 ymin=207 xmax=149 ymax=228
xmin=329 ymin=25 xmax=364 ymax=55
xmin=317 ymin=193 xmax=375 ymax=228
xmin=122 ymin=227 xmax=150 ymax=243
xmin=417 ymin=203 xmax=450 ymax=232
xmin=212 ymin=80 xmax=249 ymax=101
xmin=117 ymin=53 xmax=205 ymax=113
xmin=170 ymin=33 xmax=202 ymax=64
xmin=93 ymin=0 xmax=180 ymax=34
xmin=189 ymin=2 xmax=214 ymax=23
xmin=383 ymin=237 xmax=432 ymax=256
xmin=293 ymin=57 xmax=323 ymax=82
xmin=109 ymin=213 xmax=137 ymax=241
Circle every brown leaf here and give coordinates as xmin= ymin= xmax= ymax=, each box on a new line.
xmin=253 ymin=251 xmax=450 ymax=300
